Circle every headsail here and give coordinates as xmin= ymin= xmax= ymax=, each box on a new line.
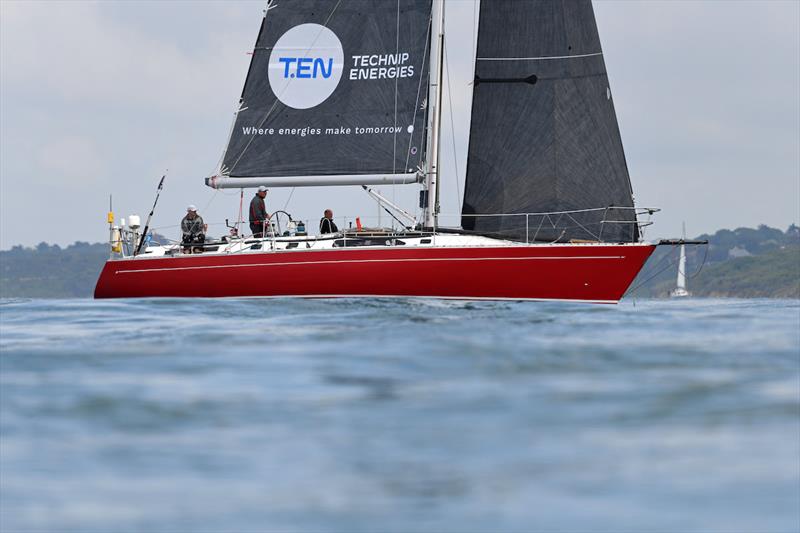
xmin=209 ymin=0 xmax=432 ymax=189
xmin=676 ymin=243 xmax=687 ymax=291
xmin=461 ymin=0 xmax=639 ymax=242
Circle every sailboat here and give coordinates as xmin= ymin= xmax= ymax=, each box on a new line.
xmin=670 ymin=223 xmax=691 ymax=298
xmin=95 ymin=0 xmax=660 ymax=302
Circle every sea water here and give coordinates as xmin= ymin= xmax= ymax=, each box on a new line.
xmin=0 ymin=298 xmax=798 ymax=532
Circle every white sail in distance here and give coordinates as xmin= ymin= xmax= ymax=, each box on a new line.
xmin=671 ymin=222 xmax=690 ymax=298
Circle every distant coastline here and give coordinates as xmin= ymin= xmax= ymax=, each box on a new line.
xmin=1 ymin=224 xmax=798 ymax=299
xmin=630 ymin=224 xmax=799 ymax=299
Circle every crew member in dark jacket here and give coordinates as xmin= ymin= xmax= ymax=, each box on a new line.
xmin=181 ymin=205 xmax=206 ymax=253
xmin=249 ymin=186 xmax=270 ymax=237
xmin=319 ymin=209 xmax=339 ymax=234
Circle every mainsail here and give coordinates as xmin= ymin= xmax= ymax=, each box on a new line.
xmin=461 ymin=0 xmax=639 ymax=242
xmin=209 ymin=0 xmax=432 ymax=189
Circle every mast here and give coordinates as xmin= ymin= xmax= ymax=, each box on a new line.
xmin=424 ymin=0 xmax=445 ymax=229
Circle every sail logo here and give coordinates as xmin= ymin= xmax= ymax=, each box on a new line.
xmin=268 ymin=24 xmax=344 ymax=109
xmin=278 ymin=57 xmax=334 ymax=79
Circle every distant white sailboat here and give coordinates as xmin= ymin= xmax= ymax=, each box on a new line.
xmin=671 ymin=222 xmax=691 ymax=298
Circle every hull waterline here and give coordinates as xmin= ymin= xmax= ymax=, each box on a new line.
xmin=94 ymin=244 xmax=656 ymax=303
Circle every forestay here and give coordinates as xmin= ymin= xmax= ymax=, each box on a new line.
xmin=461 ymin=0 xmax=639 ymax=243
xmin=209 ymin=0 xmax=432 ymax=189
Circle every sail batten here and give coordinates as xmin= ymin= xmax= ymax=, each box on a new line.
xmin=461 ymin=0 xmax=638 ymax=243
xmin=477 ymin=52 xmax=603 ymax=61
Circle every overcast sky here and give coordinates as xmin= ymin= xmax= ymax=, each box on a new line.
xmin=1 ymin=0 xmax=798 ymax=248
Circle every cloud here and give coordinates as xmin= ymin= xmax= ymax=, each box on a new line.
xmin=36 ymin=136 xmax=107 ymax=184
xmin=594 ymin=0 xmax=800 ymax=236
xmin=1 ymin=1 xmax=249 ymax=117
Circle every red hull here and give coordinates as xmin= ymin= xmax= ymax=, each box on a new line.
xmin=94 ymin=244 xmax=655 ymax=302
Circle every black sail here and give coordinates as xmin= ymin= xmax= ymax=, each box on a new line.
xmin=461 ymin=0 xmax=638 ymax=243
xmin=218 ymin=0 xmax=431 ymax=183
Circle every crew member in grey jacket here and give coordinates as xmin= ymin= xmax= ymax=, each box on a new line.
xmin=249 ymin=186 xmax=270 ymax=237
xmin=181 ymin=205 xmax=206 ymax=253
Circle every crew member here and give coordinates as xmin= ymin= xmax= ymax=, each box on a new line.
xmin=181 ymin=205 xmax=207 ymax=253
xmin=319 ymin=209 xmax=339 ymax=234
xmin=249 ymin=186 xmax=270 ymax=237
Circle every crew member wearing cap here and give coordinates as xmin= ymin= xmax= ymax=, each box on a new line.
xmin=249 ymin=186 xmax=271 ymax=237
xmin=181 ymin=205 xmax=207 ymax=254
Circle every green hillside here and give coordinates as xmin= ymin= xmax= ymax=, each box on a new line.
xmin=629 ymin=225 xmax=799 ymax=298
xmin=635 ymin=245 xmax=799 ymax=298
xmin=692 ymin=245 xmax=799 ymax=298
xmin=0 ymin=242 xmax=109 ymax=298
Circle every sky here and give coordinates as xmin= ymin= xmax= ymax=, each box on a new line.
xmin=1 ymin=0 xmax=798 ymax=248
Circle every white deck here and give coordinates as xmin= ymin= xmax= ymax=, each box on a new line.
xmin=122 ymin=231 xmax=651 ymax=261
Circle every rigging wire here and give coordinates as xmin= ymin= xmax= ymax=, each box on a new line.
xmin=624 ymin=241 xmax=709 ymax=298
xmin=623 ymin=245 xmax=680 ymax=298
xmin=202 ymin=189 xmax=219 ymax=213
xmin=282 ymin=187 xmax=296 ymax=211
xmin=443 ymin=43 xmax=461 ymax=212
xmin=237 ymin=189 xmax=244 ymax=234
xmin=688 ymin=242 xmax=710 ymax=280
xmin=403 ymin=11 xmax=432 ymax=224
